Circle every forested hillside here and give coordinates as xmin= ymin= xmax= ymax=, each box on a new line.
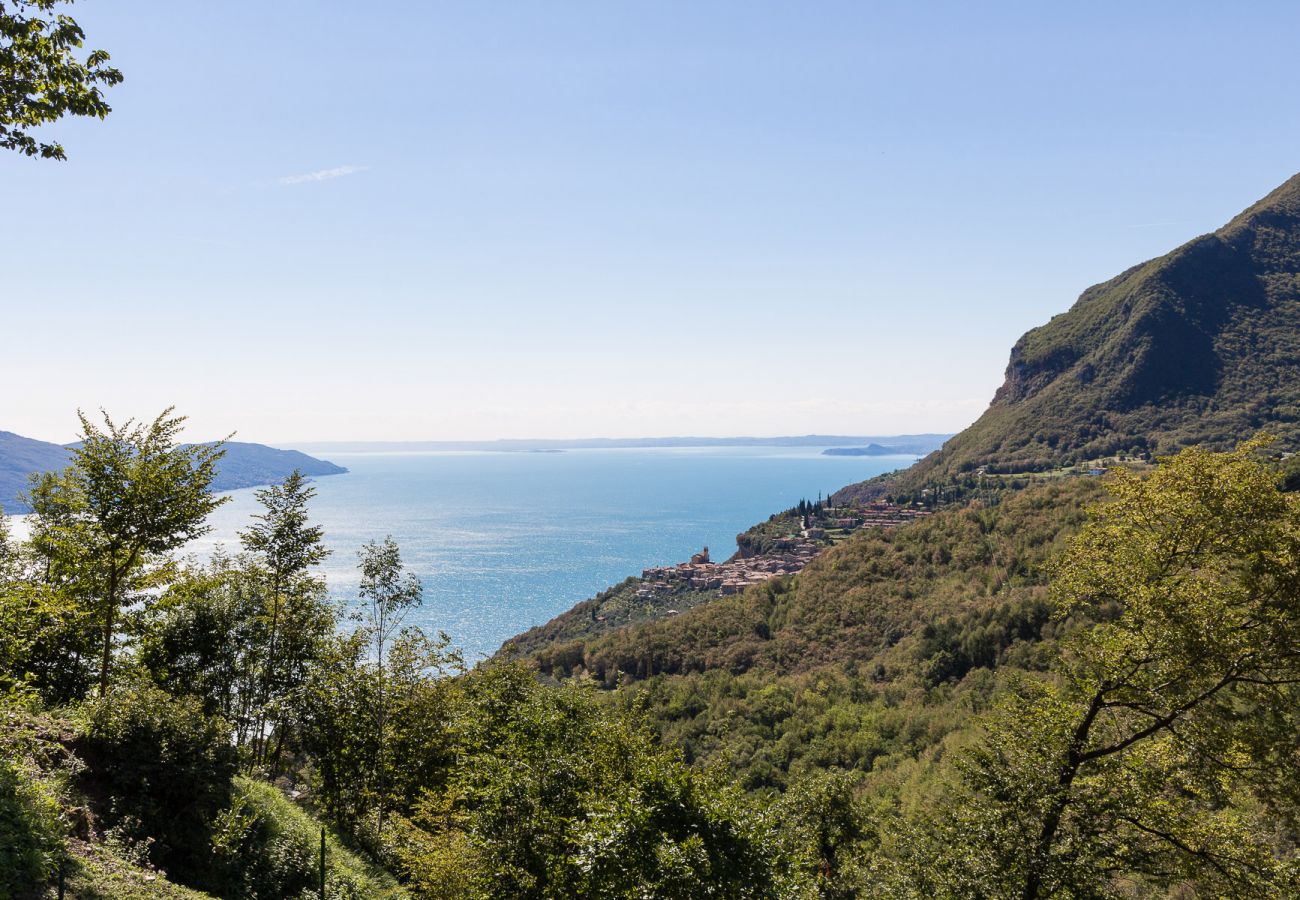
xmin=514 ymin=443 xmax=1300 ymax=896
xmin=520 ymin=478 xmax=1100 ymax=785
xmin=10 ymin=408 xmax=1300 ymax=896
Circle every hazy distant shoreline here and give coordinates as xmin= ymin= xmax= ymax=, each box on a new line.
xmin=289 ymin=434 xmax=952 ymax=455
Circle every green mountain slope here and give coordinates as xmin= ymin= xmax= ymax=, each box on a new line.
xmin=523 ymin=478 xmax=1100 ymax=789
xmin=528 ymin=479 xmax=1097 ymax=684
xmin=882 ymin=171 xmax=1300 ymax=491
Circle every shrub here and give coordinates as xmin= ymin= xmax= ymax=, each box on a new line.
xmin=0 ymin=754 xmax=64 ymax=898
xmin=208 ymin=777 xmax=405 ymax=900
xmin=81 ymin=681 xmax=237 ymax=882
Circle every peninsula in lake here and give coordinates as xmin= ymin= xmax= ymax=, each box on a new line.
xmin=0 ymin=431 xmax=347 ymax=514
xmin=821 ymin=444 xmax=899 ymax=456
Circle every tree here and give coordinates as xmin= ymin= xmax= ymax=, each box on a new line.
xmin=778 ymin=769 xmax=872 ymax=899
xmin=27 ymin=408 xmax=226 ymax=696
xmin=888 ymin=442 xmax=1300 ymax=897
xmin=392 ymin=662 xmax=798 ymax=899
xmin=356 ymin=536 xmax=423 ymax=831
xmin=138 ymin=553 xmax=268 ymax=741
xmin=240 ymin=471 xmax=330 ymax=769
xmin=138 ymin=546 xmax=339 ymax=774
xmin=358 ymin=536 xmax=422 ymax=673
xmin=300 ymin=540 xmax=458 ymax=843
xmin=1 ymin=495 xmax=103 ymax=701
xmin=299 ymin=628 xmax=459 ymax=840
xmin=1 ymin=0 xmax=123 ymax=159
xmin=0 ymin=578 xmax=97 ymax=702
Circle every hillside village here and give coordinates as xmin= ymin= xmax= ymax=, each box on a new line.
xmin=636 ymin=500 xmax=931 ymax=601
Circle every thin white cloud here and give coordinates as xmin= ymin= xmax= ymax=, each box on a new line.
xmin=278 ymin=165 xmax=368 ymax=186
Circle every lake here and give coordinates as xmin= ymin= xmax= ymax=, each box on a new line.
xmin=179 ymin=447 xmax=912 ymax=661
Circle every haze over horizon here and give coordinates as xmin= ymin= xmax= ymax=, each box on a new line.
xmin=5 ymin=2 xmax=1300 ymax=444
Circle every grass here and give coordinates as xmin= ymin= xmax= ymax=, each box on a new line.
xmin=55 ymin=842 xmax=218 ymax=899
xmin=229 ymin=777 xmax=407 ymax=900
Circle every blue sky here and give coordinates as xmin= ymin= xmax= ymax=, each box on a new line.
xmin=4 ymin=1 xmax=1300 ymax=443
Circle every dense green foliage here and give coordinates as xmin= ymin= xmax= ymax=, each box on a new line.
xmin=391 ymin=662 xmax=794 ymax=899
xmin=0 ymin=0 xmax=123 ymax=159
xmin=872 ymin=443 xmax=1300 ymax=897
xmin=0 ymin=407 xmax=806 ymax=898
xmin=138 ymin=553 xmax=325 ymax=759
xmin=0 ymin=537 xmax=99 ymax=702
xmin=510 ymin=480 xmax=1101 ymax=799
xmin=0 ymin=692 xmax=403 ymax=900
xmin=521 ymin=446 xmax=1300 ymax=896
xmin=209 ymin=777 xmax=404 ymax=900
xmin=299 ymin=628 xmax=460 ymax=840
xmin=0 ymin=745 xmax=64 ymax=896
xmin=81 ymin=682 xmax=238 ymax=881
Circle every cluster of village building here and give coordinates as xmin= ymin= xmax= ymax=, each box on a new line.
xmin=637 ymin=540 xmax=820 ymax=598
xmin=635 ymin=502 xmax=931 ymax=601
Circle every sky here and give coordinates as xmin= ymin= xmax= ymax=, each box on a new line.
xmin=4 ymin=1 xmax=1300 ymax=445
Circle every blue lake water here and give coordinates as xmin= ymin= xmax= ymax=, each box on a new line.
xmin=187 ymin=447 xmax=913 ymax=662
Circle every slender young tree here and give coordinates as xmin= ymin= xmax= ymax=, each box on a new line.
xmin=240 ymin=470 xmax=329 ymax=768
xmin=356 ymin=536 xmax=422 ymax=831
xmin=27 ymin=408 xmax=226 ymax=696
xmin=358 ymin=537 xmax=422 ymax=684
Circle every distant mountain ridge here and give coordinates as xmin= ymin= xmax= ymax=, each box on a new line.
xmin=0 ymin=432 xmax=347 ymax=514
xmin=842 ymin=171 xmax=1300 ymax=500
